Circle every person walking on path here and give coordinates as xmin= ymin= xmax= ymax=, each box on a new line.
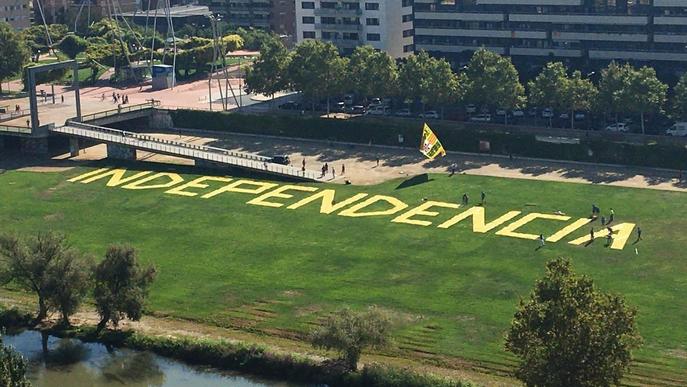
xmin=590 ymin=228 xmax=595 ymax=240
xmin=341 ymin=164 xmax=345 ymax=175
xmin=302 ymin=159 xmax=306 ymax=169
xmin=332 ymin=168 xmax=336 ymax=179
xmin=376 ymin=158 xmax=380 ymax=167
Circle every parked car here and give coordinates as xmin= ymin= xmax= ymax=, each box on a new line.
xmin=344 ymin=94 xmax=354 ymax=106
xmin=542 ymin=108 xmax=554 ymax=118
xmin=395 ymin=108 xmax=412 ymax=117
xmin=496 ymin=109 xmax=507 ymax=116
xmin=528 ymin=107 xmax=538 ymax=117
xmin=605 ymin=123 xmax=630 ymax=132
xmin=466 ymin=104 xmax=477 ymax=113
xmin=470 ymin=114 xmax=492 ymax=122
xmin=348 ymin=105 xmax=366 ymax=114
xmin=270 ymin=155 xmax=290 ymax=165
xmin=666 ymin=122 xmax=687 ymax=136
xmin=574 ymin=112 xmax=586 ymax=121
xmin=559 ymin=112 xmax=569 ymax=120
xmin=366 ymin=106 xmax=389 ymax=116
xmin=512 ymin=110 xmax=525 ymax=118
xmin=419 ymin=111 xmax=440 ymax=119
xmin=331 ymin=101 xmax=346 ymax=113
xmin=369 ymin=97 xmax=383 ymax=107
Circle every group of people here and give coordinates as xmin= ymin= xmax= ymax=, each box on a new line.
xmin=104 ymin=92 xmax=129 ymax=105
xmin=460 ymin=191 xmax=486 ymax=206
xmin=317 ymin=161 xmax=345 ymax=179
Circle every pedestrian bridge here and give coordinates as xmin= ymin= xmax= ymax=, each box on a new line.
xmin=53 ymin=121 xmax=322 ymax=182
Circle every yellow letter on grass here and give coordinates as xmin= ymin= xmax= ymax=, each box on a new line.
xmin=392 ymin=201 xmax=460 ymax=227
xmin=165 ymin=176 xmax=233 ymax=197
xmin=568 ymin=223 xmax=635 ymax=250
xmin=338 ymin=195 xmax=408 ymax=218
xmin=201 ymin=179 xmax=278 ymax=199
xmin=495 ymin=213 xmax=571 ymax=240
xmin=76 ymin=169 xmax=154 ymax=187
xmin=437 ymin=207 xmax=521 ymax=233
xmin=68 ymin=168 xmax=111 ymax=182
xmin=287 ymin=189 xmax=368 ymax=214
xmin=547 ymin=218 xmax=592 ymax=242
xmin=122 ymin=173 xmax=184 ymax=190
xmin=247 ymin=185 xmax=319 ymax=208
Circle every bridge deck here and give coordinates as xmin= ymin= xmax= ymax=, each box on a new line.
xmin=52 ymin=122 xmax=322 ymax=182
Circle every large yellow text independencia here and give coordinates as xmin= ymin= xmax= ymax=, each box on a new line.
xmin=68 ymin=169 xmax=636 ymax=250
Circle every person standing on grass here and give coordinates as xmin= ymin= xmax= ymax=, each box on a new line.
xmin=636 ymin=226 xmax=642 ymax=241
xmin=462 ymin=193 xmax=469 ymax=206
xmin=538 ymin=234 xmax=545 ymax=248
xmin=590 ymin=228 xmax=595 ymax=240
xmin=601 ymin=216 xmax=606 ymax=226
xmin=609 ymin=208 xmax=615 ymax=223
xmin=481 ymin=191 xmax=486 ymax=205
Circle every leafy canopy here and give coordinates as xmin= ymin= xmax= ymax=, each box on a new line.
xmin=505 ymin=258 xmax=642 ymax=387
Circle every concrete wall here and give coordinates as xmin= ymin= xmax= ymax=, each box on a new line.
xmin=106 ymin=143 xmax=136 ymax=160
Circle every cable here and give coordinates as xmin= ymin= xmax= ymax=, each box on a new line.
xmin=33 ymin=0 xmax=55 ymax=56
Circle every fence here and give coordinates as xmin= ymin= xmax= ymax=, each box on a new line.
xmin=54 ymin=122 xmax=320 ymax=181
xmin=0 ymin=124 xmax=32 ymax=136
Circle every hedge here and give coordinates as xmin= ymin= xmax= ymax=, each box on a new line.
xmin=170 ymin=110 xmax=687 ymax=170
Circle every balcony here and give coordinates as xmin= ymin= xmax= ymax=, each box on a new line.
xmin=314 ymin=8 xmax=362 ymax=17
xmin=316 ymin=23 xmax=362 ymax=32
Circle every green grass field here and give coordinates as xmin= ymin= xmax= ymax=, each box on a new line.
xmin=1 ymin=164 xmax=686 ymax=384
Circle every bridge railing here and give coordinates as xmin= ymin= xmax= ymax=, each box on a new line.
xmin=79 ymin=101 xmax=160 ymax=123
xmin=0 ymin=124 xmax=32 ymax=136
xmin=57 ymin=122 xmax=320 ymax=181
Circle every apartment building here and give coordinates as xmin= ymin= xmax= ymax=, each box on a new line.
xmin=1 ymin=0 xmax=30 ymax=29
xmin=35 ymin=0 xmax=136 ymax=25
xmin=295 ymin=0 xmax=414 ymax=58
xmin=413 ymin=0 xmax=687 ymax=67
xmin=202 ymin=0 xmax=296 ymax=37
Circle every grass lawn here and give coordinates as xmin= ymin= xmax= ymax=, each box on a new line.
xmin=0 ymin=164 xmax=686 ymax=384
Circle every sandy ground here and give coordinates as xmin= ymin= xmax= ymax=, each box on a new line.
xmin=3 ymin=129 xmax=686 ymax=193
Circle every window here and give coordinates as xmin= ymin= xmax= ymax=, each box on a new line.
xmin=403 ymin=29 xmax=413 ymax=37
xmin=321 ymin=1 xmax=336 ymax=8
xmin=303 ymin=31 xmax=315 ymax=38
xmin=403 ymin=44 xmax=414 ymax=53
xmin=302 ymin=16 xmax=315 ymax=24
xmin=301 ymin=1 xmax=314 ymax=9
xmin=402 ymin=14 xmax=413 ymax=22
xmin=321 ymin=16 xmax=336 ymax=24
xmin=365 ymin=2 xmax=379 ymax=11
xmin=367 ymin=33 xmax=381 ymax=41
xmin=366 ymin=18 xmax=379 ymax=26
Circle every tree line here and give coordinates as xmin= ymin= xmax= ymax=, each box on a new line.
xmin=247 ymin=38 xmax=687 ymax=131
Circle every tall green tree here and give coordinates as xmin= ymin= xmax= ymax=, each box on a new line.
xmin=0 ymin=336 xmax=30 ymax=387
xmin=528 ymin=62 xmax=567 ymax=127
xmin=45 ymin=251 xmax=93 ymax=327
xmin=398 ymin=51 xmax=432 ymax=108
xmin=597 ymin=61 xmax=634 ymax=125
xmin=287 ymin=40 xmax=348 ymax=114
xmin=94 ymin=245 xmax=156 ymax=333
xmin=398 ymin=51 xmax=459 ymax=115
xmin=506 ymin=258 xmax=642 ymax=387
xmin=57 ymin=34 xmax=88 ymax=59
xmin=463 ymin=48 xmax=525 ymax=124
xmin=0 ymin=233 xmax=75 ymax=322
xmin=310 ymin=307 xmax=391 ymax=370
xmin=627 ymin=66 xmax=667 ymax=134
xmin=0 ymin=22 xmax=30 ymax=94
xmin=561 ymin=70 xmax=598 ymax=129
xmin=348 ymin=45 xmax=398 ymax=100
xmin=245 ymin=37 xmax=291 ymax=100
xmin=672 ymin=72 xmax=687 ymax=121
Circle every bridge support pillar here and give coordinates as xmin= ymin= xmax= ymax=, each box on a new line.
xmin=69 ymin=137 xmax=80 ymax=157
xmin=148 ymin=110 xmax=173 ymax=130
xmin=106 ymin=143 xmax=136 ymax=160
xmin=0 ymin=136 xmax=4 ymax=150
xmin=20 ymin=137 xmax=48 ymax=155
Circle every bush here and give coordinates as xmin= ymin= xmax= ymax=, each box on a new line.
xmin=170 ymin=111 xmax=687 ymax=170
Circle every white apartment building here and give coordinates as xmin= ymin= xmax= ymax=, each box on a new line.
xmin=295 ymin=0 xmax=414 ymax=58
xmin=1 ymin=0 xmax=30 ymax=29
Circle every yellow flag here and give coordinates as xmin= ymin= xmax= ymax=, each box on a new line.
xmin=419 ymin=123 xmax=446 ymax=160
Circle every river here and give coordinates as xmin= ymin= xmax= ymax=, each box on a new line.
xmin=4 ymin=330 xmax=300 ymax=387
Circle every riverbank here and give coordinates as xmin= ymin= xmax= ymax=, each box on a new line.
xmin=0 ymin=291 xmax=490 ymax=386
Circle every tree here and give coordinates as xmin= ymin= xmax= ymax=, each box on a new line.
xmin=94 ymin=245 xmax=156 ymax=333
xmin=505 ymin=258 xmax=642 ymax=387
xmin=57 ymin=34 xmax=88 ymax=59
xmin=671 ymin=72 xmax=687 ymax=121
xmin=0 ymin=336 xmax=30 ymax=387
xmin=287 ymin=40 xmax=348 ymax=114
xmin=398 ymin=51 xmax=432 ymax=109
xmin=561 ymin=70 xmax=598 ymax=129
xmin=528 ymin=62 xmax=567 ymax=127
xmin=245 ymin=36 xmax=291 ymax=100
xmin=397 ymin=51 xmax=459 ymax=115
xmin=597 ymin=62 xmax=634 ymax=125
xmin=0 ymin=233 xmax=74 ymax=322
xmin=348 ymin=45 xmax=398 ymax=100
xmin=45 ymin=251 xmax=93 ymax=326
xmin=0 ymin=22 xmax=30 ymax=94
xmin=310 ymin=307 xmax=391 ymax=370
xmin=463 ymin=48 xmax=525 ymax=124
xmin=627 ymin=66 xmax=667 ymax=134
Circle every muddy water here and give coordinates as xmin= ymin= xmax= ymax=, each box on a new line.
xmin=4 ymin=330 xmax=299 ymax=387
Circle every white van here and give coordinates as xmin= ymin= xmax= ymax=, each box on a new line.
xmin=666 ymin=122 xmax=687 ymax=137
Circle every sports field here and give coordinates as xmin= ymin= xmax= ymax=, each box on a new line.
xmin=1 ymin=163 xmax=686 ymax=384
